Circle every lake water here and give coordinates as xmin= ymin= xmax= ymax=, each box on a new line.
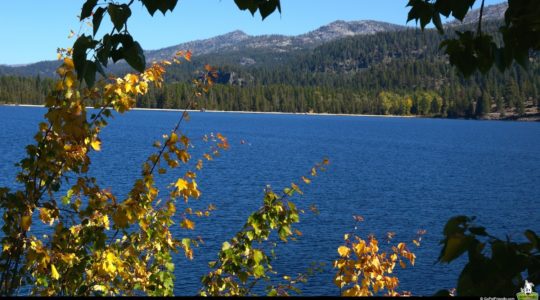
xmin=1 ymin=106 xmax=539 ymax=296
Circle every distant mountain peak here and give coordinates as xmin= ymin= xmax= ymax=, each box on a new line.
xmin=297 ymin=20 xmax=405 ymax=44
xmin=221 ymin=30 xmax=250 ymax=39
xmin=307 ymin=19 xmax=404 ymax=34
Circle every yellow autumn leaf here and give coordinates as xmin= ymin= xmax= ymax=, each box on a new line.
xmin=55 ymin=81 xmax=64 ymax=91
xmin=354 ymin=242 xmax=366 ymax=255
xmin=64 ymin=75 xmax=75 ymax=88
xmin=112 ymin=209 xmax=129 ymax=228
xmin=180 ymin=135 xmax=189 ymax=147
xmin=181 ymin=218 xmax=195 ymax=230
xmin=64 ymin=57 xmax=74 ymax=70
xmin=39 ymin=208 xmax=54 ymax=225
xmin=175 ymin=178 xmax=188 ymax=191
xmin=170 ymin=132 xmax=178 ymax=143
xmin=91 ymin=139 xmax=101 ymax=151
xmin=21 ymin=215 xmax=32 ymax=231
xmin=178 ymin=150 xmax=190 ymax=163
xmin=338 ymin=246 xmax=351 ymax=257
xmin=291 ymin=183 xmax=303 ymax=195
xmin=51 ymin=264 xmax=60 ymax=280
xmin=301 ymin=176 xmax=311 ymax=184
xmin=196 ymin=159 xmax=203 ymax=170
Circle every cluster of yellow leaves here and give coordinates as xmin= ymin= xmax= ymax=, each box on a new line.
xmin=0 ymin=44 xmax=230 ymax=297
xmin=334 ymin=230 xmax=417 ymax=296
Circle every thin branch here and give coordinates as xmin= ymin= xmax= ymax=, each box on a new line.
xmin=477 ymin=0 xmax=485 ymax=35
xmin=148 ymin=101 xmax=194 ymax=176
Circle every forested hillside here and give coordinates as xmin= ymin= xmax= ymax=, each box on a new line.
xmin=1 ymin=18 xmax=539 ymax=119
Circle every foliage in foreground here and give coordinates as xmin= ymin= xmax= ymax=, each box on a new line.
xmin=1 ymin=0 xmax=538 ymax=296
xmin=435 ymin=216 xmax=540 ymax=297
xmin=333 ymin=217 xmax=425 ymax=296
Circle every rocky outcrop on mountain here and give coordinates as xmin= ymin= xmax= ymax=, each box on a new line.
xmin=145 ymin=20 xmax=405 ymax=61
xmin=450 ymin=2 xmax=507 ymax=26
xmin=298 ymin=20 xmax=405 ymax=44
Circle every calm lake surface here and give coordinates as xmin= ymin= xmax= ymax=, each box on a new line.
xmin=1 ymin=106 xmax=539 ymax=296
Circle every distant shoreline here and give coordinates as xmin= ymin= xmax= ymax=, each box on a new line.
xmin=2 ymin=103 xmax=539 ymax=122
xmin=0 ymin=104 xmax=416 ymax=119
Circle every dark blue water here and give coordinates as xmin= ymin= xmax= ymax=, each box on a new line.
xmin=1 ymin=106 xmax=539 ymax=296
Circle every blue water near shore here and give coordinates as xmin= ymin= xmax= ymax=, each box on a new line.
xmin=1 ymin=106 xmax=539 ymax=295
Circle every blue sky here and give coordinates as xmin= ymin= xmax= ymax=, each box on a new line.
xmin=0 ymin=0 xmax=506 ymax=65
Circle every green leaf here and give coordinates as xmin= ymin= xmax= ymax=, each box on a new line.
xmin=258 ymin=0 xmax=281 ymax=20
xmin=61 ymin=189 xmax=73 ymax=205
xmin=438 ymin=235 xmax=473 ymax=263
xmin=165 ymin=262 xmax=174 ymax=272
xmin=92 ymin=7 xmax=106 ymax=36
xmin=513 ymin=48 xmax=529 ymax=69
xmin=108 ymin=4 xmax=131 ymax=32
xmin=252 ymin=249 xmax=264 ymax=264
xmin=434 ymin=0 xmax=454 ymax=17
xmin=407 ymin=0 xmax=433 ymax=29
xmin=123 ymin=41 xmax=146 ymax=72
xmin=157 ymin=0 xmax=179 ymax=15
xmin=182 ymin=238 xmax=191 ymax=249
xmin=283 ymin=187 xmax=293 ymax=196
xmin=443 ymin=215 xmax=471 ymax=236
xmin=238 ymin=271 xmax=248 ymax=283
xmin=96 ymin=34 xmax=112 ymax=66
xmin=141 ymin=0 xmax=159 ymax=15
xmin=432 ymin=12 xmax=444 ymax=34
xmin=222 ymin=241 xmax=231 ymax=251
xmin=469 ymin=226 xmax=488 ymax=236
xmin=235 ymin=0 xmax=259 ymax=15
xmin=278 ymin=225 xmax=292 ymax=241
xmin=449 ymin=0 xmax=475 ymax=21
xmin=235 ymin=0 xmax=281 ymax=20
xmin=83 ymin=60 xmax=97 ymax=87
xmin=253 ymin=265 xmax=265 ymax=278
xmin=72 ymin=35 xmax=97 ymax=82
xmin=80 ymin=0 xmax=98 ymax=20
xmin=141 ymin=0 xmax=179 ymax=16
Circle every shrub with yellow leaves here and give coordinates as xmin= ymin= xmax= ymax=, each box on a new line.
xmin=0 ymin=0 xmax=326 ymax=296
xmin=0 ymin=40 xmax=226 ymax=295
xmin=333 ymin=218 xmax=424 ymax=296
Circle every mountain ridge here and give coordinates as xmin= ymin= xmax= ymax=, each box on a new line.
xmin=0 ymin=3 xmax=507 ymax=77
xmin=144 ymin=19 xmax=406 ymax=61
